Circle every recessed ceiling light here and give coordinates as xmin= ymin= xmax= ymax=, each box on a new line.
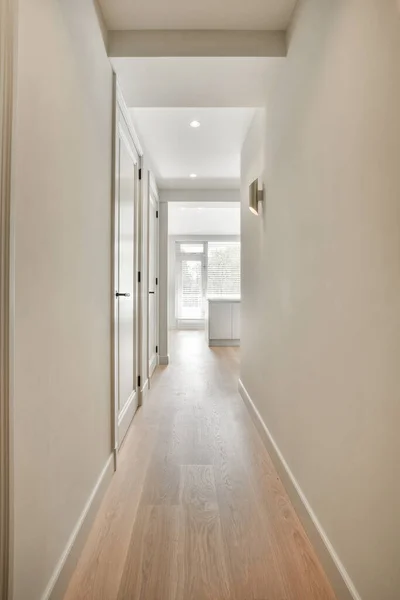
xmin=190 ymin=173 xmax=197 ymax=178
xmin=190 ymin=120 xmax=201 ymax=128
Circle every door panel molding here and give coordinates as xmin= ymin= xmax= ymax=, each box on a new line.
xmin=0 ymin=0 xmax=16 ymax=597
xmin=116 ymin=134 xmax=137 ymax=421
xmin=111 ymin=74 xmax=118 ymax=463
xmin=147 ymin=172 xmax=159 ymax=383
xmin=111 ymin=79 xmax=142 ymax=456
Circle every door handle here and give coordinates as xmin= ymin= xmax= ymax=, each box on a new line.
xmin=116 ymin=292 xmax=131 ymax=297
xmin=149 ymin=291 xmax=155 ymax=294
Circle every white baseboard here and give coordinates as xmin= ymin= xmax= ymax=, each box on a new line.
xmin=209 ymin=339 xmax=240 ymax=347
xmin=159 ymin=355 xmax=169 ymax=366
xmin=43 ymin=455 xmax=114 ymax=600
xmin=118 ymin=390 xmax=138 ymax=446
xmin=148 ymin=359 xmax=159 ymax=389
xmin=140 ymin=378 xmax=149 ymax=405
xmin=149 ymin=354 xmax=158 ymax=379
xmin=238 ymin=379 xmax=361 ymax=600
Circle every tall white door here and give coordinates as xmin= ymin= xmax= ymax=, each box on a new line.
xmin=176 ymin=245 xmax=206 ymax=326
xmin=148 ymin=188 xmax=159 ymax=379
xmin=114 ymin=118 xmax=140 ymax=448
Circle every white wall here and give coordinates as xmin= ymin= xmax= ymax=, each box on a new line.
xmin=13 ymin=1 xmax=113 ymax=598
xmin=168 ymin=202 xmax=240 ymax=236
xmin=160 ymin=189 xmax=240 ymax=204
xmin=241 ymin=2 xmax=400 ymax=600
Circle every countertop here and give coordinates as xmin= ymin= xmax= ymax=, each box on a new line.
xmin=207 ymin=296 xmax=241 ymax=302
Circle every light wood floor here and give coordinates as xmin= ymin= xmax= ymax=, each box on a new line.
xmin=64 ymin=331 xmax=336 ymax=600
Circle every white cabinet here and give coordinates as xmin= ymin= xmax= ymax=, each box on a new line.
xmin=231 ymin=302 xmax=241 ymax=340
xmin=209 ymin=302 xmax=232 ymax=339
xmin=207 ymin=299 xmax=240 ymax=346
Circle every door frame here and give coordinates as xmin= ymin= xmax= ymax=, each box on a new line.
xmin=175 ymin=242 xmax=207 ymax=329
xmin=0 ymin=1 xmax=16 ymax=598
xmin=147 ymin=171 xmax=159 ymax=384
xmin=111 ymin=79 xmax=143 ymax=464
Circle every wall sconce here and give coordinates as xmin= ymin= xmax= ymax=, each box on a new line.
xmin=249 ymin=178 xmax=264 ymax=216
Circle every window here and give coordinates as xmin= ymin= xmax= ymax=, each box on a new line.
xmin=177 ymin=257 xmax=204 ymax=319
xmin=207 ymin=242 xmax=241 ymax=298
xmin=175 ymin=240 xmax=240 ymax=322
xmin=175 ymin=242 xmax=206 ymax=321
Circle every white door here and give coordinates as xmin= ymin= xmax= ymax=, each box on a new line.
xmin=148 ymin=188 xmax=159 ymax=379
xmin=176 ymin=247 xmax=206 ymax=327
xmin=114 ymin=117 xmax=140 ymax=448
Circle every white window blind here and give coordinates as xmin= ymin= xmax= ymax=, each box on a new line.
xmin=207 ymin=242 xmax=241 ymax=298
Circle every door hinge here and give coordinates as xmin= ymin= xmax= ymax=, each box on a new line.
xmin=155 ymin=277 xmax=158 ymax=285
xmin=156 ymin=210 xmax=159 ymax=218
xmin=139 ymin=168 xmax=142 ymax=180
xmin=138 ymin=375 xmax=141 ymax=388
xmin=156 ymin=345 xmax=158 ymax=353
xmin=138 ymin=271 xmax=141 ymax=283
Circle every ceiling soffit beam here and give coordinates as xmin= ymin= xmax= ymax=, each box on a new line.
xmin=108 ymin=30 xmax=287 ymax=58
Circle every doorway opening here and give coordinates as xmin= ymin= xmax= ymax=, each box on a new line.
xmin=173 ymin=237 xmax=241 ymax=331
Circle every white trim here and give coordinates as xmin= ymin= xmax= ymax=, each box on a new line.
xmin=118 ymin=125 xmax=137 ymax=164
xmin=137 ymin=154 xmax=144 ymax=411
xmin=238 ymin=379 xmax=362 ymax=600
xmin=149 ymin=170 xmax=159 ymax=202
xmin=112 ymin=82 xmax=141 ymax=452
xmin=110 ymin=73 xmax=118 ymax=464
xmin=209 ymin=339 xmax=240 ymax=347
xmin=118 ymin=390 xmax=138 ymax=447
xmin=140 ymin=377 xmax=149 ymax=404
xmin=113 ymin=447 xmax=118 ymax=472
xmin=0 ymin=1 xmax=16 ymax=597
xmin=158 ymin=202 xmax=169 ymax=362
xmin=159 ymin=355 xmax=169 ymax=366
xmin=175 ymin=243 xmax=206 ymax=324
xmin=147 ymin=172 xmax=160 ymax=384
xmin=149 ymin=354 xmax=158 ymax=379
xmin=116 ymin=84 xmax=143 ymax=157
xmin=43 ymin=455 xmax=114 ymax=600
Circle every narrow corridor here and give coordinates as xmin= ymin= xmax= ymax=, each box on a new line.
xmin=64 ymin=331 xmax=335 ymax=600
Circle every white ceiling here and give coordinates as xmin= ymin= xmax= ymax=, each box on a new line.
xmin=100 ymin=0 xmax=297 ymax=31
xmin=112 ymin=57 xmax=283 ymax=108
xmin=130 ymin=108 xmax=255 ymax=189
xmin=107 ymin=1 xmax=289 ymax=191
xmin=169 ymin=202 xmax=240 ymax=236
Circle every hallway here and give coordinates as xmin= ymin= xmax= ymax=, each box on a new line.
xmin=64 ymin=331 xmax=335 ymax=600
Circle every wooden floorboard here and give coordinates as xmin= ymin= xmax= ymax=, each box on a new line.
xmin=64 ymin=331 xmax=336 ymax=600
